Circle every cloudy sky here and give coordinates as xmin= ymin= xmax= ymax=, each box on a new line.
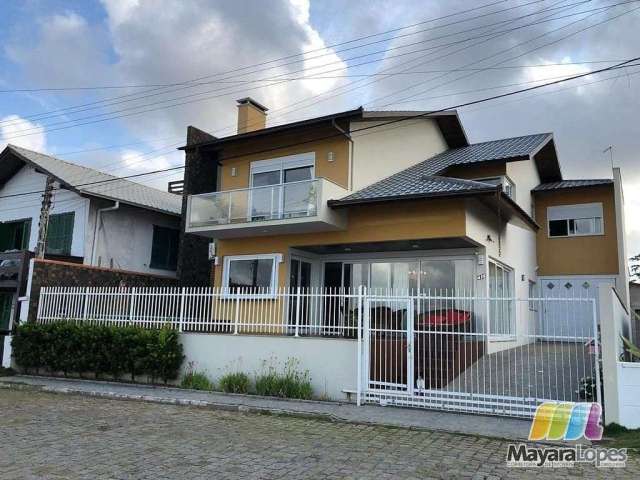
xmin=1 ymin=0 xmax=639 ymax=255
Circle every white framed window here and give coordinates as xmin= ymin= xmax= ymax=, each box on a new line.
xmin=474 ymin=176 xmax=515 ymax=199
xmin=249 ymin=153 xmax=315 ymax=220
xmin=547 ymin=203 xmax=603 ymax=237
xmin=222 ymin=253 xmax=281 ymax=294
xmin=489 ymin=260 xmax=515 ymax=336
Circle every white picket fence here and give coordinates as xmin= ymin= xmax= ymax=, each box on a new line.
xmin=36 ymin=286 xmax=601 ymax=417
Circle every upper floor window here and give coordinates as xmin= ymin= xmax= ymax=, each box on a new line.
xmin=150 ymin=225 xmax=179 ymax=271
xmin=250 ymin=153 xmax=316 ymax=221
xmin=46 ymin=212 xmax=74 ymax=256
xmin=250 ymin=153 xmax=315 ymax=188
xmin=0 ymin=218 xmax=31 ymax=252
xmin=475 ymin=176 xmax=515 ymax=199
xmin=547 ymin=203 xmax=603 ymax=238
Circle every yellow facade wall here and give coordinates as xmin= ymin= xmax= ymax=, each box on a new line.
xmin=219 ymin=125 xmax=350 ymax=191
xmin=534 ymin=186 xmax=619 ymax=275
xmin=214 ymin=199 xmax=468 ymax=286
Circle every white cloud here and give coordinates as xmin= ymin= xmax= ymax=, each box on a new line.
xmin=0 ymin=115 xmax=47 ymax=152
xmin=520 ymin=56 xmax=592 ymax=95
xmin=6 ymin=12 xmax=110 ymax=87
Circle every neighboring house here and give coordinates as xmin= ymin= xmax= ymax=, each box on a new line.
xmin=180 ymin=98 xmax=628 ymax=335
xmin=0 ymin=144 xmax=182 ymax=340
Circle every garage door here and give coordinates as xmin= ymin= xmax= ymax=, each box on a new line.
xmin=537 ymin=276 xmax=615 ymax=340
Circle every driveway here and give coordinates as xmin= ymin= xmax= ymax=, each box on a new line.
xmin=0 ymin=388 xmax=637 ymax=479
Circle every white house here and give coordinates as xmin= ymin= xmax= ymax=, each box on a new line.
xmin=0 ymin=144 xmax=182 ymax=342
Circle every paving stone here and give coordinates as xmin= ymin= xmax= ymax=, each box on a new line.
xmin=0 ymin=388 xmax=637 ymax=479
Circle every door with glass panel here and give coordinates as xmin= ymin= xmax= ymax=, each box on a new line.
xmin=249 ymin=156 xmax=314 ymax=221
xmin=289 ymin=258 xmax=312 ymax=333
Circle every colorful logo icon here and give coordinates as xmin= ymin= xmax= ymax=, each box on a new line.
xmin=529 ymin=402 xmax=603 ymax=441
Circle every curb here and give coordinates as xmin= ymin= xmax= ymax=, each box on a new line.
xmin=0 ymin=380 xmax=360 ymax=428
xmin=0 ymin=378 xmax=562 ymax=445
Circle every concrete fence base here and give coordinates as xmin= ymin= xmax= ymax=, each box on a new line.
xmin=181 ymin=333 xmax=357 ymax=401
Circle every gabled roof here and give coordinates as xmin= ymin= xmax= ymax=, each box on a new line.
xmin=331 ymin=133 xmax=554 ymax=207
xmin=178 ymin=108 xmax=469 ymax=150
xmin=533 ymin=179 xmax=613 ymax=192
xmin=178 ymin=108 xmax=364 ymax=150
xmin=1 ymin=145 xmax=182 ymax=216
xmin=426 ymin=133 xmax=554 ymax=175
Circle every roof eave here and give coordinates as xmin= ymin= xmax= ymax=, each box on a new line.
xmin=79 ymin=191 xmax=181 ymax=217
xmin=532 ymin=182 xmax=614 ymax=194
xmin=328 ymin=187 xmax=497 ymax=209
xmin=178 ymin=107 xmax=364 ymax=151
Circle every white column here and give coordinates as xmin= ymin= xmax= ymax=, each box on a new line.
xmin=599 ymin=285 xmax=620 ymax=425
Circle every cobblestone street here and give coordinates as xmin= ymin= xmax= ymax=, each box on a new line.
xmin=1 ymin=389 xmax=637 ymax=479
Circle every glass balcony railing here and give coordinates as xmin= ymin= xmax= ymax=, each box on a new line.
xmin=188 ymin=178 xmax=320 ymax=228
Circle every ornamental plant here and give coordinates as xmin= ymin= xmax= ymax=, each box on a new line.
xmin=12 ymin=322 xmax=184 ymax=383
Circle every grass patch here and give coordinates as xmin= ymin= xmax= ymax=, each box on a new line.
xmin=255 ymin=359 xmax=312 ymax=400
xmin=180 ymin=370 xmax=214 ymax=391
xmin=219 ymin=372 xmax=250 ymax=394
xmin=601 ymin=423 xmax=640 ymax=453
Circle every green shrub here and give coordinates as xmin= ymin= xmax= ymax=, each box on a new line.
xmin=181 ymin=371 xmax=214 ymax=391
xmin=12 ymin=321 xmax=184 ymax=383
xmin=219 ymin=372 xmax=250 ymax=394
xmin=255 ymin=359 xmax=312 ymax=400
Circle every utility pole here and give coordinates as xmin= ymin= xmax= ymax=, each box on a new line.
xmin=35 ymin=176 xmax=54 ymax=259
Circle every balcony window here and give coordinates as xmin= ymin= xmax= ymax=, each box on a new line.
xmin=250 ymin=153 xmax=315 ymax=221
xmin=547 ymin=203 xmax=603 ymax=237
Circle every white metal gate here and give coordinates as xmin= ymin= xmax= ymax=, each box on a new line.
xmin=359 ymin=293 xmax=601 ymax=418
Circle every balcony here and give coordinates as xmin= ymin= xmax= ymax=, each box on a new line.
xmin=186 ymin=178 xmax=349 ymax=238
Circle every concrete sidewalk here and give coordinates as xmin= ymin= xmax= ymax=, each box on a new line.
xmin=0 ymin=374 xmax=532 ymax=441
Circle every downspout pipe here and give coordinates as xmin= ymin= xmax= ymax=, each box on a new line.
xmin=91 ymin=201 xmax=119 ymax=266
xmin=332 ymin=118 xmax=354 ymax=190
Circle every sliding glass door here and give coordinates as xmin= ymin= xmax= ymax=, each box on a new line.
xmin=249 ymin=154 xmax=314 ymax=221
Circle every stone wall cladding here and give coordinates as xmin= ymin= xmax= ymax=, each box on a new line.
xmin=177 ymin=126 xmax=218 ymax=286
xmin=27 ymin=259 xmax=178 ymax=322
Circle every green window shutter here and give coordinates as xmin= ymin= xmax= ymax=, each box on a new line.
xmin=0 ymin=219 xmax=32 ymax=252
xmin=150 ymin=225 xmax=179 ymax=271
xmin=46 ymin=212 xmax=75 ymax=256
xmin=0 ymin=223 xmax=10 ymax=252
xmin=20 ymin=220 xmax=31 ymax=250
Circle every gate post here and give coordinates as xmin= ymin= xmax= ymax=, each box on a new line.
xmin=356 ymin=285 xmax=363 ymax=406
xmin=406 ymin=292 xmax=415 ymax=396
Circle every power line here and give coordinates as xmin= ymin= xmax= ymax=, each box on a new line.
xmin=2 ymin=0 xmax=602 ymax=135
xmin=0 ymin=0 xmax=615 ymax=139
xmin=245 ymin=0 xmax=583 ymax=132
xmin=0 ymin=0 xmax=617 ymax=188
xmin=373 ymin=1 xmax=640 ymax=107
xmin=1 ymin=56 xmax=637 ymax=201
xmin=0 ymin=0 xmax=526 ymax=126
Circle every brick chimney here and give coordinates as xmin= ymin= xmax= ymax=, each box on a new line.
xmin=236 ymin=97 xmax=268 ymax=134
